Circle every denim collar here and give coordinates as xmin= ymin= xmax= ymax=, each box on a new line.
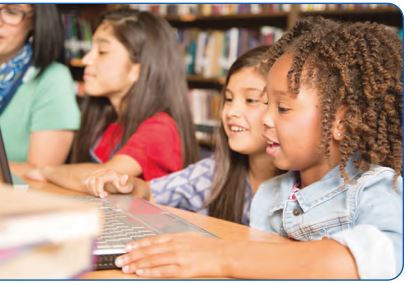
xmin=269 ymin=157 xmax=363 ymax=213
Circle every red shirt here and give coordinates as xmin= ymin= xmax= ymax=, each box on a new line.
xmin=90 ymin=112 xmax=183 ymax=180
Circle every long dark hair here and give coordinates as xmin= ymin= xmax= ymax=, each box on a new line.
xmin=207 ymin=46 xmax=271 ymax=223
xmin=31 ymin=4 xmax=65 ymax=76
xmin=71 ymin=9 xmax=199 ymax=167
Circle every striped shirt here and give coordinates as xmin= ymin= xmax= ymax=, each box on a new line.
xmin=150 ymin=156 xmax=253 ymax=225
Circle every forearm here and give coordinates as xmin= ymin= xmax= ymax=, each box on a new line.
xmin=223 ymin=238 xmax=358 ymax=279
xmin=28 ymin=130 xmax=74 ymax=167
xmin=10 ymin=162 xmax=35 ymax=177
xmin=43 ymin=163 xmax=105 ymax=193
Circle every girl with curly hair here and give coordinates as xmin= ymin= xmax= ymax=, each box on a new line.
xmin=113 ymin=17 xmax=402 ymax=279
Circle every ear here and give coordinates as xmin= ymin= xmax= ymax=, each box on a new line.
xmin=128 ymin=63 xmax=141 ymax=83
xmin=332 ymin=106 xmax=347 ymax=141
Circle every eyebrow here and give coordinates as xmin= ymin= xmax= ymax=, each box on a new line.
xmin=225 ymin=87 xmax=264 ymax=97
xmin=94 ymin=38 xmax=111 ymax=45
xmin=270 ymin=89 xmax=289 ymax=97
xmin=244 ymin=87 xmax=263 ymax=92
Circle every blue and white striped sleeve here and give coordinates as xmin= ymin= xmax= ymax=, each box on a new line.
xmin=149 ymin=157 xmax=216 ymax=213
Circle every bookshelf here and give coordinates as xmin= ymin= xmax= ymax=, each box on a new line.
xmin=300 ymin=6 xmax=402 ymax=27
xmin=58 ymin=3 xmax=403 ymax=146
xmin=166 ymin=11 xmax=289 ymax=30
xmin=157 ymin=3 xmax=402 ymax=142
xmin=187 ymin=75 xmax=224 ymax=90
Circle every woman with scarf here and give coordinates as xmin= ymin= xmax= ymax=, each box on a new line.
xmin=0 ymin=4 xmax=80 ymax=170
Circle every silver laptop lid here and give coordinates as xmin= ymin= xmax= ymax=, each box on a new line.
xmin=0 ymin=127 xmax=29 ymax=189
xmin=0 ymin=128 xmax=13 ymax=185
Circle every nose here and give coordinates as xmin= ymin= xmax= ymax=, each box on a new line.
xmin=262 ymin=107 xmax=275 ymax=128
xmin=225 ymin=100 xmax=243 ymax=118
xmin=82 ymin=49 xmax=93 ymax=65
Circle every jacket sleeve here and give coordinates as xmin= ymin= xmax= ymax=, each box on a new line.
xmin=331 ymin=171 xmax=402 ymax=279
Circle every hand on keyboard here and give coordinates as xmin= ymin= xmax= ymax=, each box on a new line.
xmin=115 ymin=232 xmax=225 ymax=278
xmin=84 ymin=169 xmax=133 ymax=198
xmin=84 ymin=169 xmax=150 ymax=200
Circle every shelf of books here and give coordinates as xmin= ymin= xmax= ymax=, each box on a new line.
xmin=60 ymin=3 xmax=402 ymax=144
xmin=188 ymin=88 xmax=221 ymax=143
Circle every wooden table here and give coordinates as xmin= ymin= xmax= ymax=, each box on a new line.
xmin=11 ymin=166 xmax=284 ymax=279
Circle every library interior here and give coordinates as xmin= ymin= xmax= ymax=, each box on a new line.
xmin=0 ymin=3 xmax=403 ymax=280
xmin=63 ymin=3 xmax=402 ymax=150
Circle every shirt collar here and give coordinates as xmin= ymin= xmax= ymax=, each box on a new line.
xmin=294 ymin=157 xmax=363 ymax=212
xmin=266 ymin=171 xmax=296 ymax=214
xmin=266 ymin=156 xmax=362 ymax=214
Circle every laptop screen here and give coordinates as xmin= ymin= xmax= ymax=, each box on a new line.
xmin=0 ymin=128 xmax=13 ymax=185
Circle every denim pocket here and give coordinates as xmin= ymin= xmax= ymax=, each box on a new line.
xmin=286 ymin=214 xmax=352 ymax=240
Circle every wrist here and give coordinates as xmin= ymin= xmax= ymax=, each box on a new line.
xmin=220 ymin=240 xmax=238 ymax=278
xmin=130 ymin=177 xmax=151 ymax=200
xmin=41 ymin=166 xmax=52 ymax=180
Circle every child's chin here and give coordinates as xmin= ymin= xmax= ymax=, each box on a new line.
xmin=229 ymin=144 xmax=251 ymax=155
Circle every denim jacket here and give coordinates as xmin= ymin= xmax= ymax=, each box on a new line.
xmin=250 ymin=161 xmax=402 ymax=279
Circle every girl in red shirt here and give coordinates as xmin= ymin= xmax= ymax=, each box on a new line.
xmin=26 ymin=9 xmax=199 ymax=191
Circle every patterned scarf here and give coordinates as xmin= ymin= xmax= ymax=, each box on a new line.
xmin=0 ymin=43 xmax=33 ymax=115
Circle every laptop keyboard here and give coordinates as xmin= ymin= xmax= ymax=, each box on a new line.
xmin=69 ymin=194 xmax=215 ymax=270
xmin=72 ymin=195 xmax=157 ymax=250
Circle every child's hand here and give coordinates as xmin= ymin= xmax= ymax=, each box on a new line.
xmin=84 ymin=169 xmax=134 ymax=198
xmin=24 ymin=168 xmax=47 ymax=182
xmin=115 ymin=232 xmax=228 ymax=278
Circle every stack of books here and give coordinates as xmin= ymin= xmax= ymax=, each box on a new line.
xmin=0 ymin=187 xmax=101 ymax=279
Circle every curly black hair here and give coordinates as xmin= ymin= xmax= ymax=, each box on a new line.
xmin=262 ymin=17 xmax=403 ymax=180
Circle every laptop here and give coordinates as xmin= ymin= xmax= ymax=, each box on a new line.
xmin=74 ymin=194 xmax=216 ymax=270
xmin=0 ymin=128 xmax=29 ymax=190
xmin=0 ymin=127 xmax=216 ymax=270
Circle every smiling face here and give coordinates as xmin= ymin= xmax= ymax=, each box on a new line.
xmin=263 ymin=52 xmax=338 ymax=185
xmin=0 ymin=4 xmax=32 ymax=64
xmin=222 ymin=67 xmax=268 ymax=155
xmin=82 ymin=21 xmax=140 ymax=110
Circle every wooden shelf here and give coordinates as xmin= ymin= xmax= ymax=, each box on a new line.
xmin=300 ymin=7 xmax=402 ymax=27
xmin=198 ymin=137 xmax=215 ymax=149
xmin=67 ymin=62 xmax=225 ymax=90
xmin=69 ymin=58 xmax=85 ymax=68
xmin=167 ymin=12 xmax=289 ymax=30
xmin=195 ymin=123 xmax=218 ymax=134
xmin=167 ymin=7 xmax=402 ymax=30
xmin=187 ymin=75 xmax=224 ymax=90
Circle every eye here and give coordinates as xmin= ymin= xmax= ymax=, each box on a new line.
xmin=277 ymin=105 xmax=290 ymax=113
xmin=246 ymin=98 xmax=259 ymax=104
xmin=224 ymin=96 xmax=232 ymax=103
